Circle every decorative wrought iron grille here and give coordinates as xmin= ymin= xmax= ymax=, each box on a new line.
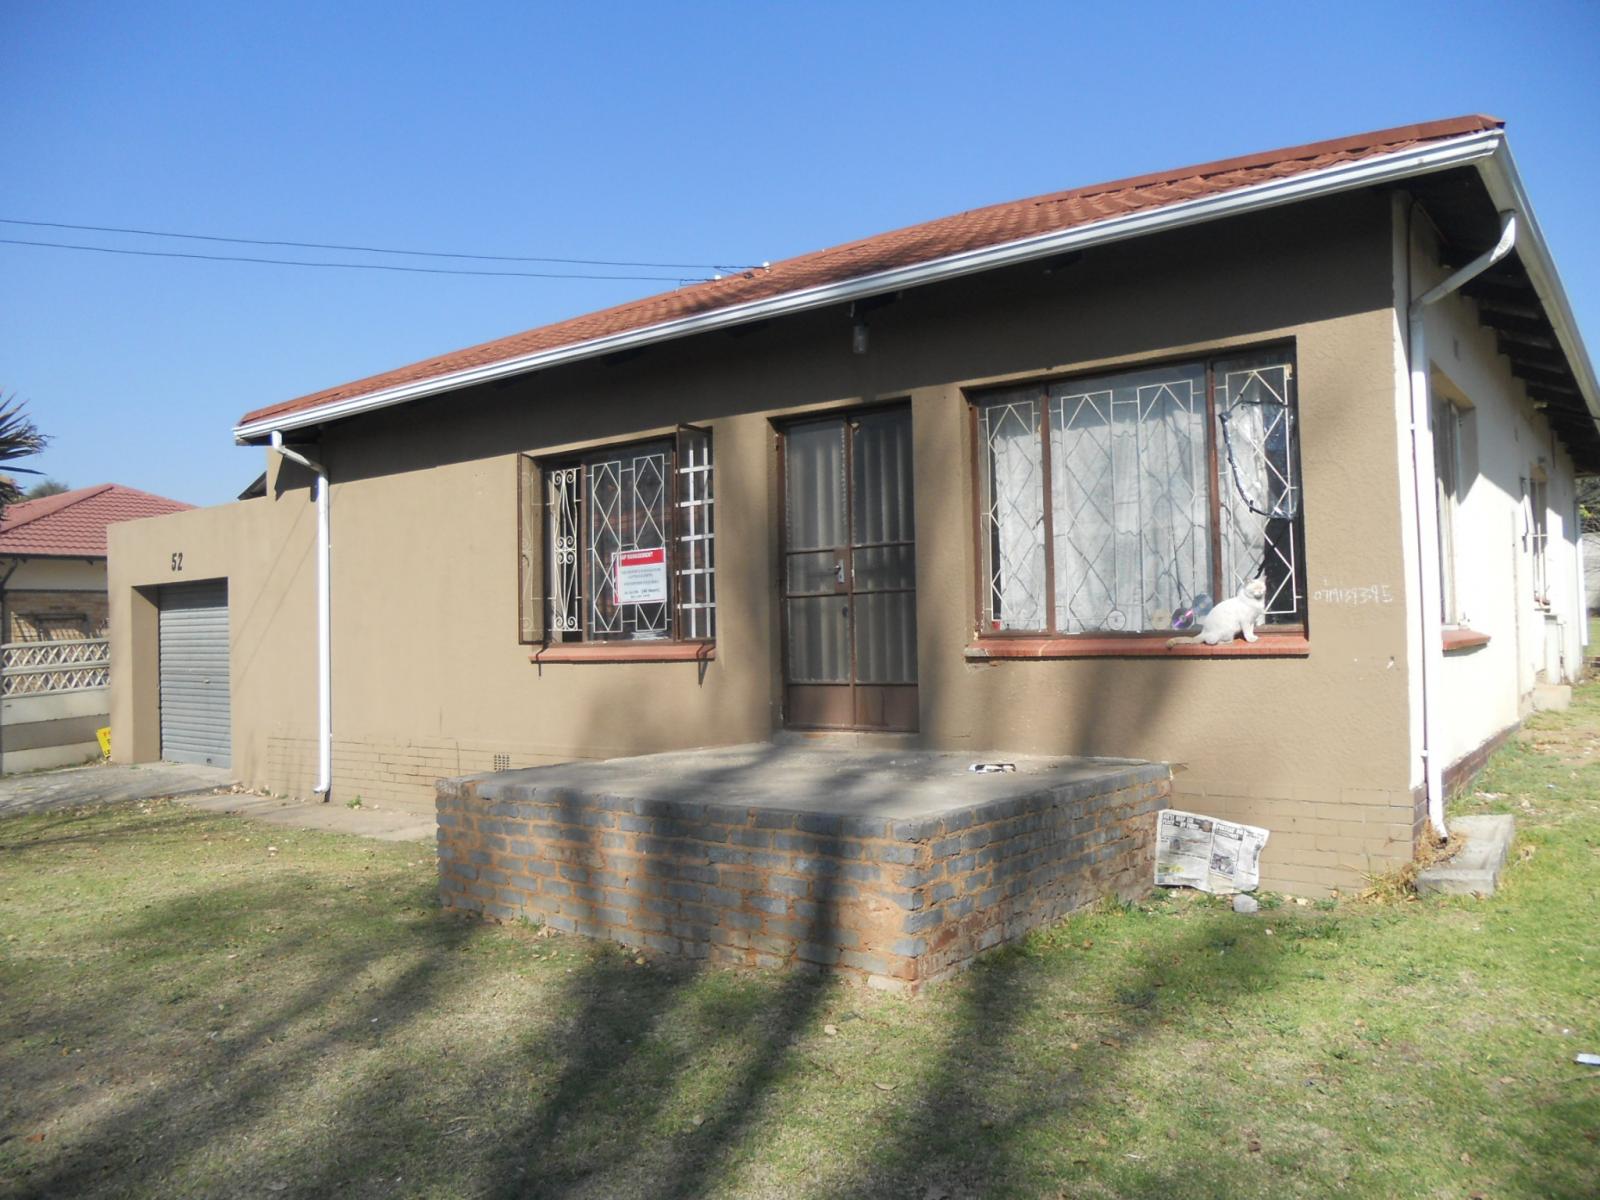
xmin=1049 ymin=374 xmax=1208 ymax=633
xmin=1 ymin=638 xmax=110 ymax=696
xmin=976 ymin=396 xmax=1045 ymax=630
xmin=1215 ymin=359 xmax=1301 ymax=619
xmin=547 ymin=465 xmax=583 ymax=635
xmin=675 ymin=426 xmax=716 ymax=640
xmin=543 ymin=432 xmax=716 ymax=643
xmin=975 ymin=347 xmax=1304 ymax=636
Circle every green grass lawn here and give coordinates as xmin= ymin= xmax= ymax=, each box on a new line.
xmin=3 ymin=703 xmax=1599 ymax=1200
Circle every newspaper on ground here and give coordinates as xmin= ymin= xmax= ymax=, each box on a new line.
xmin=1154 ymin=808 xmax=1269 ymax=894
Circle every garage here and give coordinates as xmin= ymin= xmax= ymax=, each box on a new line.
xmin=158 ymin=580 xmax=231 ymax=767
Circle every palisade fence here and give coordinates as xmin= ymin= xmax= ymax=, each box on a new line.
xmin=1 ymin=638 xmax=111 ymax=697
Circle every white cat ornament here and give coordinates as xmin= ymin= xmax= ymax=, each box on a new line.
xmin=1166 ymin=578 xmax=1268 ymax=648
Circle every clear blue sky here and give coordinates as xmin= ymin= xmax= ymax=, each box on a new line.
xmin=4 ymin=0 xmax=1597 ymax=505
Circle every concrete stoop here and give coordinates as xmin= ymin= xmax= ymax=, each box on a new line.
xmin=1414 ymin=814 xmax=1515 ymax=897
xmin=1532 ymin=683 xmax=1572 ymax=712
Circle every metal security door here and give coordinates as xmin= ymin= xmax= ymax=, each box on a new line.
xmin=158 ymin=580 xmax=231 ymax=767
xmin=782 ymin=408 xmax=917 ymax=730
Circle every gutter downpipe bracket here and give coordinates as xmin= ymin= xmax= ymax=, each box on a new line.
xmin=1409 ymin=209 xmax=1518 ymax=841
xmin=270 ymin=431 xmax=332 ymax=801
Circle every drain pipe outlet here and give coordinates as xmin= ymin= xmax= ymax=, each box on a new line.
xmin=270 ymin=431 xmax=332 ymax=801
xmin=1408 ymin=210 xmax=1517 ymax=840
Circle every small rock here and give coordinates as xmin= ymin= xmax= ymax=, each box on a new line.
xmin=1232 ymin=894 xmax=1259 ymax=914
xmin=823 ymin=1024 xmax=839 ymax=1037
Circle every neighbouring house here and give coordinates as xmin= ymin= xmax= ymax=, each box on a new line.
xmin=1 ymin=484 xmax=192 ymax=771
xmin=108 ymin=115 xmax=1596 ymax=920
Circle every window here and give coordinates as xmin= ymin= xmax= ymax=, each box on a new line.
xmin=973 ymin=348 xmax=1303 ymax=637
xmin=1530 ymin=473 xmax=1549 ymax=607
xmin=1434 ymin=399 xmax=1461 ymax=623
xmin=521 ymin=427 xmax=715 ymax=644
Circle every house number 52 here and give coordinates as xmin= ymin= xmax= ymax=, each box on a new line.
xmin=171 ymin=552 xmax=183 ymax=572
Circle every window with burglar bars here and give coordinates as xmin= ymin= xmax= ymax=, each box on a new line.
xmin=537 ymin=428 xmax=715 ymax=643
xmin=974 ymin=348 xmax=1303 ymax=636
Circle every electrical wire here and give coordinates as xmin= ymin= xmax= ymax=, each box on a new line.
xmin=0 ymin=237 xmax=710 ymax=283
xmin=0 ymin=216 xmax=749 ymax=272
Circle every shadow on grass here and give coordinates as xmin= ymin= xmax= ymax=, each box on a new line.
xmin=7 ymin=846 xmax=1597 ymax=1198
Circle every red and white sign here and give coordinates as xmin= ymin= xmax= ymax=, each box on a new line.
xmin=614 ymin=546 xmax=668 ymax=605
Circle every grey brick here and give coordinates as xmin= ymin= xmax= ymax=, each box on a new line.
xmin=940 ymin=809 xmax=974 ymax=833
xmin=796 ymin=942 xmax=841 ymax=965
xmin=754 ymin=810 xmax=795 ymax=829
xmin=838 ymin=949 xmax=896 ymax=975
xmin=890 ymin=817 xmax=940 ymax=841
xmin=730 ymin=827 xmax=772 ymax=848
xmin=903 ymin=909 xmax=944 ymax=934
xmin=748 ymin=894 xmax=787 ymax=915
xmin=891 ymin=937 xmax=928 ymax=957
xmin=666 ymin=881 xmax=705 ymax=903
xmin=769 ymin=875 xmax=809 ymax=897
xmin=796 ymin=812 xmax=843 ymax=837
xmin=875 ymin=842 xmax=919 ymax=865
xmin=931 ymin=837 xmax=962 ymax=859
xmin=929 ymin=881 xmax=956 ymax=904
xmin=644 ymin=933 xmax=681 ymax=955
xmin=840 ymin=862 xmax=881 ymax=883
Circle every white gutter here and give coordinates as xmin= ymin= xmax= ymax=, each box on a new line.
xmin=269 ymin=431 xmax=332 ymax=801
xmin=1409 ymin=211 xmax=1519 ymax=841
xmin=234 ymin=129 xmax=1505 ymax=443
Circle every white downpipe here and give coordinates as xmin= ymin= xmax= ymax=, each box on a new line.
xmin=1408 ymin=210 xmax=1518 ymax=840
xmin=270 ymin=431 xmax=332 ymax=800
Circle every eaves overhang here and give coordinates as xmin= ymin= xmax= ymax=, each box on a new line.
xmin=233 ymin=126 xmax=1596 ymax=453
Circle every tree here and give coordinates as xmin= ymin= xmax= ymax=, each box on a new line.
xmin=1579 ymin=476 xmax=1600 ymax=535
xmin=22 ymin=479 xmax=69 ymax=500
xmin=0 ymin=396 xmax=48 ymax=524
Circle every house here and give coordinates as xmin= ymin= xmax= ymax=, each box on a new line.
xmin=1 ymin=483 xmax=192 ymax=771
xmin=108 ymin=116 xmax=1597 ymax=908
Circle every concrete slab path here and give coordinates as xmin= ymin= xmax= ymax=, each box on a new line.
xmin=0 ymin=762 xmax=234 ymax=817
xmin=177 ymin=791 xmax=435 ymax=843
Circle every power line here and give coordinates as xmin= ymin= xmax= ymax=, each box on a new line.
xmin=0 ymin=237 xmax=710 ymax=282
xmin=0 ymin=216 xmax=749 ymax=272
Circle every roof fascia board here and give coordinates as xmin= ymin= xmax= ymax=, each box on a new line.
xmin=1473 ymin=145 xmax=1600 ymax=426
xmin=235 ymin=129 xmax=1504 ymax=443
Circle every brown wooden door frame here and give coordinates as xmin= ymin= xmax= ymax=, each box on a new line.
xmin=778 ymin=403 xmax=917 ymax=732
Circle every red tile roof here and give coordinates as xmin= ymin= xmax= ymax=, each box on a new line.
xmin=0 ymin=484 xmax=194 ymax=558
xmin=239 ymin=115 xmax=1504 ymax=430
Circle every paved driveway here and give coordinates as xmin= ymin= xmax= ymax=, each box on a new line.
xmin=0 ymin=762 xmax=234 ymax=818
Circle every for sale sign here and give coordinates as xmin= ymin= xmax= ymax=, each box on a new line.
xmin=614 ymin=546 xmax=668 ymax=605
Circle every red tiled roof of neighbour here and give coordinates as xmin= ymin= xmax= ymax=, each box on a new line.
xmin=0 ymin=484 xmax=194 ymax=558
xmin=238 ymin=114 xmax=1505 ymax=430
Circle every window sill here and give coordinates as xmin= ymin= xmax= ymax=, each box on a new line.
xmin=1442 ymin=627 xmax=1490 ymax=653
xmin=532 ymin=642 xmax=715 ymax=664
xmin=964 ymin=634 xmax=1311 ymax=660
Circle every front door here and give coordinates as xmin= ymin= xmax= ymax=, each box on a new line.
xmin=781 ymin=407 xmax=918 ymax=730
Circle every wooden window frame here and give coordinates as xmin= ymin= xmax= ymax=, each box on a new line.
xmin=522 ymin=428 xmax=716 ymax=662
xmin=966 ymin=342 xmax=1308 ymax=652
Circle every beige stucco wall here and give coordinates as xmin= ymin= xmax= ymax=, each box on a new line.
xmin=111 ymin=192 xmax=1430 ymax=894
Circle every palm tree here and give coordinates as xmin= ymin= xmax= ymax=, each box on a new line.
xmin=0 ymin=396 xmax=48 ymax=523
